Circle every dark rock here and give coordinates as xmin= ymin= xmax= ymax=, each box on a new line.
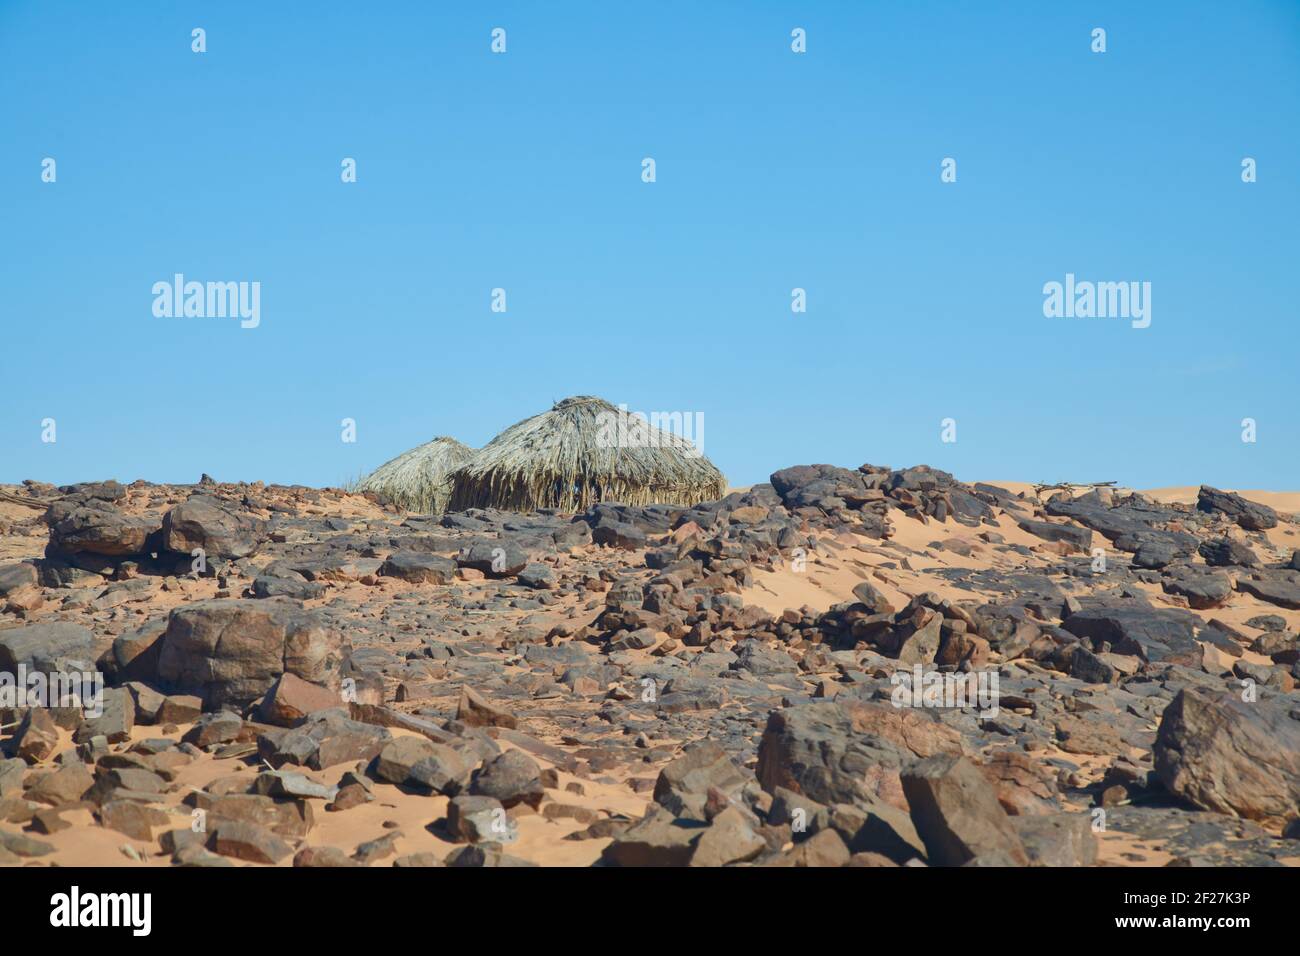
xmin=203 ymin=793 xmax=314 ymax=840
xmin=1198 ymin=536 xmax=1258 ymax=568
xmin=256 ymin=673 xmax=342 ymax=727
xmin=756 ymin=700 xmax=963 ymax=811
xmin=1011 ymin=813 xmax=1097 ymax=866
xmin=162 ymin=496 xmax=268 ymax=560
xmin=373 ymin=737 xmax=470 ymax=795
xmin=851 ymin=581 xmax=895 ymax=614
xmin=251 ymin=572 xmax=325 ymax=601
xmin=689 ymin=806 xmax=766 ymax=866
xmin=105 ymin=620 xmax=166 ymax=684
xmin=26 ymin=761 xmax=94 ymax=806
xmin=836 ymin=796 xmax=927 ymax=864
xmin=1017 ymin=518 xmax=1092 ymax=551
xmin=0 ymin=622 xmax=94 ymax=674
xmin=653 ymin=741 xmax=750 ymax=822
xmin=470 ymin=750 xmax=544 ymax=809
xmin=456 ymin=540 xmax=528 ymax=578
xmin=455 ymin=686 xmax=517 ymax=729
xmin=75 ymin=687 xmax=134 ymax=743
xmin=0 ymin=563 xmax=38 ymax=599
xmin=257 ymin=710 xmax=390 ymax=771
xmin=1061 ymin=599 xmax=1200 ymax=665
xmin=157 ymin=599 xmax=344 ymax=709
xmin=517 ymin=563 xmax=557 ymax=590
xmin=1154 ymin=688 xmax=1300 ymax=828
xmin=1197 ymin=486 xmax=1278 ymax=531
xmin=446 ymin=795 xmax=513 ymax=843
xmin=591 ymin=522 xmax=646 ymax=551
xmin=1161 ymin=566 xmax=1233 ymax=609
xmin=379 ymin=552 xmax=456 ymax=585
xmin=1068 ymin=645 xmax=1118 ymax=684
xmin=1236 ymin=571 xmax=1300 ymax=610
xmin=768 ymin=827 xmax=852 ymax=866
xmin=600 ymin=806 xmax=705 ymax=866
xmin=46 ymin=501 xmax=159 ymax=557
xmin=183 ymin=711 xmax=246 ymax=749
xmin=294 ymin=845 xmax=360 ymax=867
xmin=901 ymin=754 xmax=1028 ymax=867
xmin=1246 ymin=614 xmax=1288 ymax=632
xmin=208 ymin=820 xmax=292 ymax=864
xmin=444 ymin=843 xmax=536 ymax=867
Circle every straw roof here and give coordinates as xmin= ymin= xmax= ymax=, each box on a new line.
xmin=447 ymin=396 xmax=725 ymax=513
xmin=355 ymin=436 xmax=474 ymax=514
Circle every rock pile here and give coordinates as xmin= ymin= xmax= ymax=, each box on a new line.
xmin=0 ymin=465 xmax=1296 ymax=866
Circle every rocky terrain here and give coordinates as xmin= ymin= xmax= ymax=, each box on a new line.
xmin=1 ymin=465 xmax=1298 ymax=867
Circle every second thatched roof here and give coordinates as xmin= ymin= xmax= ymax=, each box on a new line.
xmin=355 ymin=436 xmax=474 ymax=514
xmin=447 ymin=396 xmax=725 ymax=513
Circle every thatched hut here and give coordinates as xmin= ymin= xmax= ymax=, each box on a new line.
xmin=355 ymin=436 xmax=474 ymax=513
xmin=447 ymin=396 xmax=725 ymax=512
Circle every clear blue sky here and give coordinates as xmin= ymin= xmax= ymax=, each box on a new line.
xmin=2 ymin=1 xmax=1297 ymax=491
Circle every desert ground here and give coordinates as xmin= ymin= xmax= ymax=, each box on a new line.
xmin=1 ymin=464 xmax=1298 ymax=867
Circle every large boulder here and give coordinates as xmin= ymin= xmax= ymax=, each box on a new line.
xmin=1236 ymin=571 xmax=1300 ymax=610
xmin=1044 ymin=493 xmax=1185 ymax=541
xmin=756 ymin=699 xmax=965 ymax=811
xmin=162 ymin=496 xmax=268 ymax=560
xmin=653 ymin=741 xmax=750 ymax=821
xmin=600 ymin=806 xmax=706 ymax=867
xmin=46 ymin=500 xmax=159 ymax=557
xmin=157 ymin=600 xmax=344 ymax=709
xmin=769 ymin=464 xmax=868 ymax=511
xmin=103 ymin=619 xmax=167 ymax=684
xmin=1016 ymin=518 xmax=1092 ymax=551
xmin=590 ymin=521 xmax=646 ymax=551
xmin=1061 ymin=599 xmax=1200 ymax=666
xmin=373 ymin=736 xmax=470 ymax=795
xmin=1198 ymin=537 xmax=1258 ymax=568
xmin=1160 ymin=566 xmax=1232 ymax=610
xmin=1153 ymin=688 xmax=1300 ymax=828
xmin=0 ymin=622 xmax=95 ymax=673
xmin=256 ymin=710 xmax=389 ymax=771
xmin=470 ymin=750 xmax=544 ymax=810
xmin=455 ymin=540 xmax=528 ymax=578
xmin=58 ymin=480 xmax=127 ymax=502
xmin=1113 ymin=529 xmax=1199 ymax=568
xmin=901 ymin=754 xmax=1028 ymax=866
xmin=0 ymin=563 xmax=39 ymax=601
xmin=1197 ymin=486 xmax=1278 ymax=531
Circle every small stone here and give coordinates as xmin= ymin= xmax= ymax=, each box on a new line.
xmin=294 ymin=845 xmax=360 ymax=867
xmin=456 ymin=686 xmax=517 ymax=729
xmin=257 ymin=673 xmax=343 ymax=727
xmin=208 ymin=820 xmax=293 ymax=864
xmin=447 ymin=795 xmax=514 ymax=843
xmin=689 ymin=806 xmax=765 ymax=867
xmin=470 ymin=750 xmax=544 ymax=809
xmin=156 ymin=695 xmax=204 ymax=725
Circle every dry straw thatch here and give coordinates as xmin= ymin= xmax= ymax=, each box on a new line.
xmin=355 ymin=436 xmax=475 ymax=513
xmin=447 ymin=396 xmax=726 ymax=513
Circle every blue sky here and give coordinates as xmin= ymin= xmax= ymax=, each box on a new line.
xmin=2 ymin=1 xmax=1297 ymax=491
